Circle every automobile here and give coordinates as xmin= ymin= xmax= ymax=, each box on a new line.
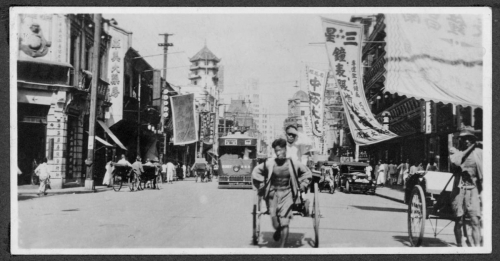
xmin=338 ymin=161 xmax=376 ymax=195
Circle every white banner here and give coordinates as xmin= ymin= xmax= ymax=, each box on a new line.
xmin=322 ymin=18 xmax=397 ymax=145
xmin=306 ymin=67 xmax=327 ymax=137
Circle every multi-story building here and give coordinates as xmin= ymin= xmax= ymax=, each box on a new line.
xmin=16 ymin=14 xmax=113 ymax=188
xmin=351 ymin=14 xmax=483 ymax=169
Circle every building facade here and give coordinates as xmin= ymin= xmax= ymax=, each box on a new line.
xmin=17 ymin=14 xmax=112 ymax=188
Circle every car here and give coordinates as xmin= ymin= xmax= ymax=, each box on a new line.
xmin=338 ymin=162 xmax=376 ymax=195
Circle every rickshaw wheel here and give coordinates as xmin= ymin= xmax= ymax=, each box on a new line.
xmin=156 ymin=175 xmax=162 ymax=190
xmin=252 ymin=194 xmax=261 ymax=245
xmin=313 ymin=182 xmax=320 ymax=248
xmin=112 ymin=174 xmax=122 ymax=192
xmin=408 ymin=185 xmax=426 ymax=247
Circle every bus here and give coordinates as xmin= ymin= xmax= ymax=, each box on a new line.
xmin=217 ymin=132 xmax=258 ymax=189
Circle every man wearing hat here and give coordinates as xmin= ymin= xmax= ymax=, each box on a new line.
xmin=449 ymin=129 xmax=483 ymax=247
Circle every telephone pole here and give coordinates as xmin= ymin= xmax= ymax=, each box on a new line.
xmin=158 ymin=33 xmax=173 ymax=162
xmin=84 ymin=14 xmax=102 ymax=191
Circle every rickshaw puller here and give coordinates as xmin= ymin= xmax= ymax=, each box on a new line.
xmin=252 ymin=138 xmax=312 ymax=247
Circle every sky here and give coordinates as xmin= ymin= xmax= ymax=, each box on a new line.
xmin=105 ymin=10 xmax=353 ymax=116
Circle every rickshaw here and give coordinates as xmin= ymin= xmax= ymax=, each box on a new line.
xmin=405 ymin=170 xmax=481 ymax=247
xmin=137 ymin=164 xmax=161 ymax=190
xmin=112 ymin=163 xmax=135 ymax=192
xmin=315 ymin=161 xmax=340 ymax=194
xmin=252 ymin=179 xmax=321 ymax=248
xmin=192 ymin=158 xmax=209 ymax=183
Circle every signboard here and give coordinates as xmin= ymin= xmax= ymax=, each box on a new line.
xmin=301 ymin=115 xmax=313 ymax=136
xmin=200 ymin=112 xmax=216 ymax=144
xmin=322 ymin=18 xmax=397 ymax=145
xmin=220 ymin=138 xmax=257 ymax=146
xmin=306 ymin=67 xmax=327 ymax=137
xmin=106 ymin=26 xmax=129 ymax=126
xmin=17 ymin=14 xmax=69 ymax=63
xmin=171 ymin=94 xmax=198 ymax=145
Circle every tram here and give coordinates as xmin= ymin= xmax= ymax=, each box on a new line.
xmin=217 ymin=131 xmax=257 ymax=189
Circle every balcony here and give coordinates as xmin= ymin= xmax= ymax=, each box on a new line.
xmin=190 ymin=64 xmax=219 ymax=70
xmin=364 ymin=53 xmax=386 ymax=91
xmin=188 ymin=73 xmax=202 ymax=80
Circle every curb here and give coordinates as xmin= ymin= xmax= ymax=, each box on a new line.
xmin=374 ymin=192 xmax=405 ymax=204
xmin=18 ymin=188 xmax=112 ymax=196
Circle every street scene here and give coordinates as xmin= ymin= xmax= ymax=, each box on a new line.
xmin=12 ymin=7 xmax=490 ymax=254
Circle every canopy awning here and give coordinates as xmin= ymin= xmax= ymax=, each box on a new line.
xmin=95 ymin=136 xmax=113 ymax=147
xmin=97 ymin=120 xmax=127 ymax=150
xmin=384 ymin=14 xmax=484 ymax=108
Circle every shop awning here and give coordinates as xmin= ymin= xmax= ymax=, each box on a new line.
xmin=97 ymin=120 xmax=127 ymax=150
xmin=95 ymin=136 xmax=113 ymax=147
xmin=384 ymin=14 xmax=484 ymax=108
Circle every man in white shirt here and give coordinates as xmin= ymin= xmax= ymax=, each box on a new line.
xmin=166 ymin=161 xmax=176 ymax=184
xmin=34 ymin=157 xmax=50 ymax=196
xmin=376 ymin=160 xmax=386 ymax=186
xmin=182 ymin=164 xmax=186 ymax=179
xmin=284 ymin=125 xmax=313 ymax=165
xmin=117 ymin=154 xmax=132 ymax=167
xmin=365 ymin=163 xmax=373 ymax=180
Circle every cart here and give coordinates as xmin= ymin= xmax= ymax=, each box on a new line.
xmin=138 ymin=164 xmax=161 ymax=190
xmin=112 ymin=164 xmax=134 ymax=192
xmin=193 ymin=158 xmax=209 ymax=183
xmin=406 ymin=171 xmax=481 ymax=247
xmin=252 ymin=181 xmax=320 ymax=248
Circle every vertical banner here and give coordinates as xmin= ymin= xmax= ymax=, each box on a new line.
xmin=306 ymin=67 xmax=327 ymax=137
xmin=301 ymin=115 xmax=313 ymax=137
xmin=171 ymin=94 xmax=198 ymax=145
xmin=200 ymin=112 xmax=215 ymax=144
xmin=106 ymin=28 xmax=127 ymax=126
xmin=322 ymin=18 xmax=397 ymax=145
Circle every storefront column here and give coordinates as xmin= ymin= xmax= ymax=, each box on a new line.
xmin=45 ymin=93 xmax=68 ymax=189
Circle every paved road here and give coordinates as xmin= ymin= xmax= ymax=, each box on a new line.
xmin=16 ymin=178 xmax=457 ymax=249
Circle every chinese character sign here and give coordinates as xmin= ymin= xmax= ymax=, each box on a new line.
xmin=306 ymin=67 xmax=327 ymax=137
xmin=106 ymin=28 xmax=127 ymax=126
xmin=199 ymin=112 xmax=216 ymax=144
xmin=171 ymin=94 xmax=198 ymax=145
xmin=385 ymin=14 xmax=483 ymax=108
xmin=301 ymin=115 xmax=313 ymax=137
xmin=322 ymin=18 xmax=397 ymax=145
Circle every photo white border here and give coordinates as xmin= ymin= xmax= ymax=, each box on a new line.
xmin=10 ymin=6 xmax=493 ymax=255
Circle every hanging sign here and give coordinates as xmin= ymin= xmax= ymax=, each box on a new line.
xmin=306 ymin=67 xmax=327 ymax=137
xmin=171 ymin=94 xmax=198 ymax=145
xmin=322 ymin=18 xmax=397 ymax=145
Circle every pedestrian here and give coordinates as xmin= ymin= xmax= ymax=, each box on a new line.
xmin=251 ymin=138 xmax=312 ymax=248
xmin=397 ymin=159 xmax=410 ymax=186
xmin=131 ymin=156 xmax=144 ymax=191
xmin=166 ymin=161 xmax=176 ymax=184
xmin=449 ymin=129 xmax=483 ymax=247
xmin=102 ymin=158 xmax=114 ymax=187
xmin=387 ymin=160 xmax=397 ymax=185
xmin=426 ymin=157 xmax=438 ymax=171
xmin=374 ymin=161 xmax=380 ymax=181
xmin=34 ymin=157 xmax=50 ymax=196
xmin=365 ymin=162 xmax=373 ymax=180
xmin=182 ymin=164 xmax=187 ymax=179
xmin=161 ymin=162 xmax=167 ymax=183
xmin=376 ymin=160 xmax=386 ymax=186
xmin=417 ymin=161 xmax=424 ymax=172
xmin=117 ymin=154 xmax=132 ymax=167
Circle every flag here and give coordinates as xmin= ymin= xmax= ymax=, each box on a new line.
xmin=322 ymin=17 xmax=397 ymax=145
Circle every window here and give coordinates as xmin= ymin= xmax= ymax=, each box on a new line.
xmin=301 ymin=110 xmax=305 ymax=116
xmin=194 ymin=81 xmax=197 ymax=85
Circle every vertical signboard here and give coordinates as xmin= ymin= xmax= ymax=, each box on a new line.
xmin=171 ymin=94 xmax=198 ymax=145
xmin=322 ymin=18 xmax=397 ymax=145
xmin=106 ymin=27 xmax=127 ymax=126
xmin=306 ymin=67 xmax=327 ymax=137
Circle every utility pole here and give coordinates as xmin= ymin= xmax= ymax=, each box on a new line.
xmin=84 ymin=14 xmax=102 ymax=191
xmin=137 ymin=73 xmax=141 ymax=157
xmin=158 ymin=33 xmax=173 ymax=162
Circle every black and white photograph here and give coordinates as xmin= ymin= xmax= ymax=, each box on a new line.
xmin=9 ymin=7 xmax=492 ymax=255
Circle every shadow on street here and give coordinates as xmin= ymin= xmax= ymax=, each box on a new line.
xmin=253 ymin=232 xmax=306 ymax=248
xmin=393 ymin=235 xmax=452 ymax=247
xmin=351 ymin=205 xmax=407 ymax=213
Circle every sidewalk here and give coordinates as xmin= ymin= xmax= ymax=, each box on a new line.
xmin=17 ymin=184 xmax=113 ymax=196
xmin=374 ymin=184 xmax=406 ymax=204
